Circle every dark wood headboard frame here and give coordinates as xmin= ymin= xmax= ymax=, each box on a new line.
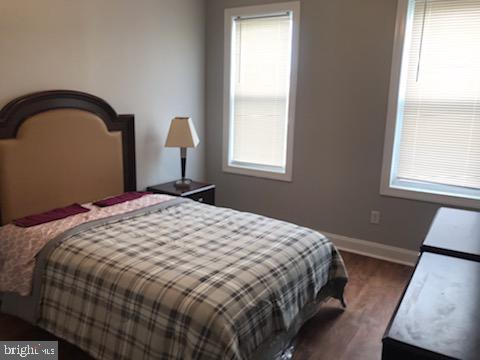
xmin=0 ymin=89 xmax=137 ymax=192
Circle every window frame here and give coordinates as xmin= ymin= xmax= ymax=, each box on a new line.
xmin=380 ymin=0 xmax=480 ymax=209
xmin=222 ymin=2 xmax=300 ymax=182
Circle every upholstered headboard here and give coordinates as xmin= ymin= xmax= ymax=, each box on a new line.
xmin=0 ymin=90 xmax=136 ymax=225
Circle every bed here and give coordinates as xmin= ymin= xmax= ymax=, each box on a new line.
xmin=0 ymin=90 xmax=348 ymax=360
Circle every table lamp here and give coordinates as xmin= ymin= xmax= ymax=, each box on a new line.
xmin=165 ymin=117 xmax=199 ymax=188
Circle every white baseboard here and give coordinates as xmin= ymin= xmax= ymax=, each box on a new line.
xmin=320 ymin=231 xmax=418 ymax=267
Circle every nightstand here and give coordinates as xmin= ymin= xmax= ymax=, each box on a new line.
xmin=147 ymin=181 xmax=215 ymax=205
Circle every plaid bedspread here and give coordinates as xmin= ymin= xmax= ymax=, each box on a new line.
xmin=38 ymin=200 xmax=347 ymax=360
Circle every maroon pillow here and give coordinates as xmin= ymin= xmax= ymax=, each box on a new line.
xmin=93 ymin=191 xmax=152 ymax=207
xmin=13 ymin=203 xmax=90 ymax=228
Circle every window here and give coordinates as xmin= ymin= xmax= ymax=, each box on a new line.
xmin=381 ymin=0 xmax=480 ymax=208
xmin=223 ymin=2 xmax=300 ymax=181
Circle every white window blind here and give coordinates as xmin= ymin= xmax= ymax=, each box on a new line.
xmin=230 ymin=13 xmax=292 ymax=170
xmin=396 ymin=0 xmax=480 ymax=192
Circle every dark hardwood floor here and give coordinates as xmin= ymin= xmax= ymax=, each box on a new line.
xmin=294 ymin=252 xmax=412 ymax=360
xmin=0 ymin=252 xmax=412 ymax=360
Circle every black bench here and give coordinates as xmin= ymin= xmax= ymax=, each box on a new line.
xmin=382 ymin=207 xmax=480 ymax=360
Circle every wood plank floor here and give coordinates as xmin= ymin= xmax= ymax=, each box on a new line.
xmin=0 ymin=251 xmax=412 ymax=360
xmin=294 ymin=252 xmax=412 ymax=360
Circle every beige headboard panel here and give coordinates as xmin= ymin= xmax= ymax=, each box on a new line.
xmin=0 ymin=90 xmax=136 ymax=225
xmin=0 ymin=109 xmax=123 ymax=223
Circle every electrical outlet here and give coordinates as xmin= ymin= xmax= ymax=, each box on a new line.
xmin=370 ymin=210 xmax=381 ymax=224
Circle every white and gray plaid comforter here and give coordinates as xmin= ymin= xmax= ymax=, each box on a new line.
xmin=38 ymin=199 xmax=347 ymax=360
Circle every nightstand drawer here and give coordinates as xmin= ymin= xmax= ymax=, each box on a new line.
xmin=188 ymin=189 xmax=215 ymax=205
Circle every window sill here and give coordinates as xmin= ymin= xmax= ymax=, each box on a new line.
xmin=380 ymin=182 xmax=480 ymax=210
xmin=222 ymin=162 xmax=292 ymax=182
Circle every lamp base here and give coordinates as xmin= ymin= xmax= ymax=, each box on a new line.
xmin=175 ymin=178 xmax=192 ymax=189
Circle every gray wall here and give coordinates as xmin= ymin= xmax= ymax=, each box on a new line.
xmin=0 ymin=0 xmax=205 ymax=190
xmin=206 ymin=0 xmax=439 ymax=251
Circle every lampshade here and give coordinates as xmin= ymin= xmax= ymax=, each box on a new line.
xmin=165 ymin=117 xmax=199 ymax=148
